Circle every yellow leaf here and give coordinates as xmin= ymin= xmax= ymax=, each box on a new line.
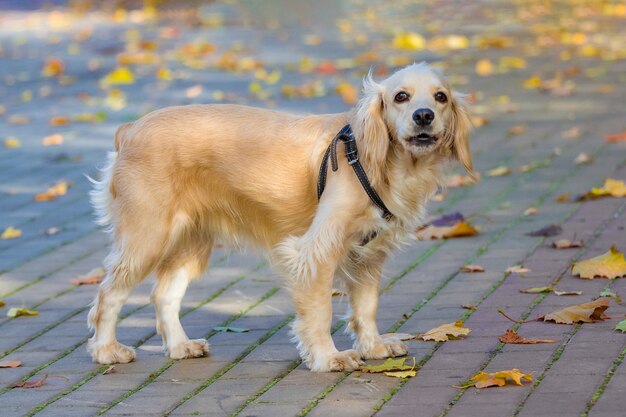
xmin=392 ymin=32 xmax=425 ymax=50
xmin=542 ymin=297 xmax=610 ymax=324
xmin=42 ymin=57 xmax=64 ymax=77
xmin=384 ymin=370 xmax=416 ymax=378
xmin=469 ymin=369 xmax=532 ymax=388
xmin=499 ymin=56 xmax=526 ymax=70
xmin=105 ymin=89 xmax=127 ymax=111
xmin=572 ymin=246 xmax=626 ymax=279
xmin=335 ymin=81 xmax=358 ymax=105
xmin=1 ymin=227 xmax=22 ymax=239
xmin=421 ymin=321 xmax=471 ymax=342
xmin=361 ymin=357 xmax=414 ymax=373
xmin=101 ymin=67 xmax=135 ymax=86
xmin=486 ymin=166 xmax=512 ymax=177
xmin=156 ymin=67 xmax=172 ymax=81
xmin=523 ymin=75 xmax=542 ymax=89
xmin=7 ymin=307 xmax=39 ymax=318
xmin=475 ymin=59 xmax=493 ymax=76
xmin=589 ymin=179 xmax=626 ymax=198
xmin=4 ymin=138 xmax=21 ymax=148
xmin=42 ymin=134 xmax=63 ymax=146
xmin=35 ymin=182 xmax=69 ymax=202
xmin=416 ymin=221 xmax=478 ymax=240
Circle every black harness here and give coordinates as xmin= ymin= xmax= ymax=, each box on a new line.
xmin=317 ymin=124 xmax=394 ymax=244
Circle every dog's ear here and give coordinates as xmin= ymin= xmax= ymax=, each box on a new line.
xmin=450 ymin=92 xmax=478 ymax=182
xmin=352 ymin=72 xmax=388 ymax=184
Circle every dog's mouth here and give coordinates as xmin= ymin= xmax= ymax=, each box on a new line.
xmin=407 ymin=133 xmax=437 ymax=147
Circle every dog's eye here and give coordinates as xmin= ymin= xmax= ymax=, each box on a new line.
xmin=434 ymin=92 xmax=448 ymax=103
xmin=394 ymin=92 xmax=409 ymax=103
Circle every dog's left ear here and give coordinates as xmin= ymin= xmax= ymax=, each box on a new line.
xmin=352 ymin=72 xmax=388 ymax=185
xmin=450 ymin=92 xmax=478 ymax=182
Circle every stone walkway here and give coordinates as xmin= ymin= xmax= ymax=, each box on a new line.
xmin=1 ymin=1 xmax=625 ymax=416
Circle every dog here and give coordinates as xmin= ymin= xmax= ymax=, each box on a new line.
xmin=87 ymin=62 xmax=475 ymax=372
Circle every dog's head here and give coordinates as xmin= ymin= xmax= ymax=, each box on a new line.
xmin=353 ymin=63 xmax=476 ymax=181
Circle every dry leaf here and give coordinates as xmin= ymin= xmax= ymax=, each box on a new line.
xmin=475 ymin=59 xmax=493 ymax=76
xmin=4 ymin=137 xmax=21 ymax=148
xmin=486 ymin=166 xmax=512 ymax=177
xmin=417 ymin=213 xmax=478 ymax=240
xmin=362 ymin=357 xmax=415 ymax=373
xmin=42 ymin=134 xmax=63 ymax=146
xmin=7 ymin=308 xmax=39 ymax=318
xmin=70 ymin=267 xmax=105 ymax=286
xmin=392 ymin=32 xmax=425 ymax=50
xmin=103 ymin=365 xmax=116 ymax=375
xmin=384 ymin=370 xmax=416 ymax=378
xmin=605 ymin=131 xmax=626 ymax=143
xmin=335 ymin=81 xmax=358 ymax=105
xmin=462 ymin=304 xmax=478 ymax=310
xmin=461 ymin=265 xmax=485 ymax=273
xmin=541 ymin=297 xmax=610 ymax=324
xmin=468 ymin=369 xmax=532 ymax=388
xmin=0 ymin=360 xmax=22 ymax=368
xmin=555 ymin=194 xmax=571 ymax=203
xmin=35 ymin=182 xmax=68 ymax=202
xmin=520 ymin=287 xmax=553 ymax=294
xmin=42 ymin=58 xmax=64 ymax=77
xmin=11 ymin=374 xmax=49 ymax=389
xmin=421 ymin=321 xmax=471 ymax=342
xmin=507 ymin=124 xmax=527 ymax=137
xmin=8 ymin=115 xmax=30 ymax=125
xmin=574 ymin=153 xmax=592 ymax=165
xmin=499 ymin=330 xmax=557 ymax=344
xmin=552 ymin=239 xmax=584 ymax=249
xmin=186 ymin=84 xmax=203 ymax=98
xmin=523 ymin=207 xmax=538 ymax=216
xmin=578 ymin=179 xmax=626 ymax=200
xmin=506 ymin=265 xmax=530 ymax=274
xmin=527 ymin=224 xmax=562 ymax=237
xmin=380 ymin=333 xmax=415 ymax=341
xmin=0 ymin=300 xmax=5 ymax=307
xmin=101 ymin=67 xmax=135 ymax=86
xmin=572 ymin=246 xmax=626 ymax=280
xmin=49 ymin=116 xmax=70 ymax=126
xmin=553 ymin=290 xmax=583 ymax=296
xmin=1 ymin=227 xmax=22 ymax=239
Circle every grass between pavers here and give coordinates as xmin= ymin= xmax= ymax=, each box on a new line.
xmin=582 ymin=344 xmax=626 ymax=417
xmin=26 ymin=284 xmax=279 ymax=417
xmin=5 ymin=260 xmax=264 ymax=406
xmin=298 ymin=146 xmax=622 ymax=416
xmin=436 ymin=202 xmax=626 ymax=417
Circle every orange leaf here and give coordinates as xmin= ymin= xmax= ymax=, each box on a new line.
xmin=541 ymin=297 xmax=610 ymax=324
xmin=335 ymin=81 xmax=358 ymax=105
xmin=605 ymin=131 xmax=626 ymax=142
xmin=49 ymin=116 xmax=70 ymax=126
xmin=0 ymin=360 xmax=22 ymax=368
xmin=42 ymin=58 xmax=64 ymax=77
xmin=42 ymin=134 xmax=63 ymax=146
xmin=416 ymin=221 xmax=478 ymax=240
xmin=468 ymin=369 xmax=532 ymax=388
xmin=572 ymin=246 xmax=626 ymax=279
xmin=421 ymin=321 xmax=471 ymax=342
xmin=498 ymin=329 xmax=557 ymax=344
xmin=35 ymin=182 xmax=69 ymax=202
xmin=70 ymin=267 xmax=105 ymax=286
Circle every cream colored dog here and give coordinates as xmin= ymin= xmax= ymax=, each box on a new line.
xmin=87 ymin=62 xmax=475 ymax=372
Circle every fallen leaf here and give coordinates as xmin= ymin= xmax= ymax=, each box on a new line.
xmin=475 ymin=59 xmax=493 ymax=76
xmin=186 ymin=84 xmax=203 ymax=98
xmin=461 ymin=265 xmax=485 ymax=273
xmin=462 ymin=304 xmax=478 ymax=310
xmin=42 ymin=58 xmax=64 ymax=77
xmin=392 ymin=32 xmax=425 ymax=50
xmin=70 ymin=267 xmax=105 ymax=286
xmin=562 ymin=127 xmax=582 ymax=139
xmin=552 ymin=239 xmax=584 ymax=249
xmin=599 ymin=288 xmax=621 ymax=303
xmin=42 ymin=134 xmax=63 ymax=146
xmin=45 ymin=227 xmax=61 ymax=236
xmin=605 ymin=131 xmax=626 ymax=143
xmin=523 ymin=207 xmax=538 ymax=216
xmin=574 ymin=153 xmax=592 ymax=165
xmin=380 ymin=333 xmax=416 ymax=341
xmin=541 ymin=297 xmax=610 ymax=324
xmin=384 ymin=370 xmax=416 ymax=378
xmin=4 ymin=137 xmax=21 ymax=148
xmin=0 ymin=300 xmax=5 ymax=307
xmin=103 ymin=365 xmax=116 ymax=375
xmin=155 ymin=67 xmax=172 ymax=81
xmin=572 ymin=246 xmax=626 ymax=280
xmin=527 ymin=224 xmax=562 ymax=237
xmin=468 ymin=369 xmax=532 ymax=388
xmin=421 ymin=321 xmax=471 ymax=342
xmin=615 ymin=319 xmax=626 ymax=333
xmin=471 ymin=116 xmax=490 ymax=127
xmin=101 ymin=67 xmax=135 ymax=86
xmin=520 ymin=287 xmax=553 ymax=294
xmin=7 ymin=308 xmax=39 ymax=318
xmin=507 ymin=124 xmax=527 ymax=137
xmin=0 ymin=360 xmax=22 ymax=368
xmin=506 ymin=265 xmax=530 ymax=274
xmin=556 ymin=194 xmax=571 ymax=203
xmin=361 ymin=357 xmax=414 ymax=373
xmin=523 ymin=75 xmax=542 ymax=89
xmin=578 ymin=179 xmax=626 ymax=200
xmin=553 ymin=290 xmax=583 ymax=296
xmin=35 ymin=182 xmax=69 ymax=202
xmin=213 ymin=326 xmax=249 ymax=333
xmin=499 ymin=330 xmax=557 ymax=344
xmin=416 ymin=213 xmax=478 ymax=240
xmin=49 ymin=116 xmax=70 ymax=126
xmin=11 ymin=374 xmax=48 ymax=389
xmin=1 ymin=227 xmax=22 ymax=239
xmin=335 ymin=81 xmax=358 ymax=105
xmin=486 ymin=166 xmax=512 ymax=177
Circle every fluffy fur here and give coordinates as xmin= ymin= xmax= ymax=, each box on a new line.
xmin=87 ymin=63 xmax=474 ymax=371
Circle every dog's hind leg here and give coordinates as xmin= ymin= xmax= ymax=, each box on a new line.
xmin=152 ymin=235 xmax=212 ymax=360
xmin=342 ymin=253 xmax=407 ymax=360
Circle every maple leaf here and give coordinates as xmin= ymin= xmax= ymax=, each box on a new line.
xmin=70 ymin=267 xmax=105 ymax=286
xmin=361 ymin=357 xmax=414 ymax=373
xmin=1 ymin=227 xmax=22 ymax=239
xmin=615 ymin=319 xmax=626 ymax=333
xmin=461 ymin=265 xmax=485 ymax=273
xmin=498 ymin=329 xmax=557 ymax=344
xmin=7 ymin=308 xmax=39 ymax=318
xmin=507 ymin=124 xmax=527 ymax=137
xmin=421 ymin=321 xmax=471 ymax=342
xmin=572 ymin=246 xmax=626 ymax=279
xmin=469 ymin=369 xmax=532 ymax=388
xmin=0 ymin=360 xmax=22 ymax=368
xmin=541 ymin=297 xmax=610 ymax=324
xmin=552 ymin=239 xmax=584 ymax=249
xmin=35 ymin=182 xmax=69 ymax=202
xmin=486 ymin=166 xmax=512 ymax=177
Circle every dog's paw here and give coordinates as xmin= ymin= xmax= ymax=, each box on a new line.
xmin=357 ymin=335 xmax=408 ymax=360
xmin=168 ymin=339 xmax=210 ymax=360
xmin=310 ymin=349 xmax=363 ymax=372
xmin=88 ymin=340 xmax=136 ymax=364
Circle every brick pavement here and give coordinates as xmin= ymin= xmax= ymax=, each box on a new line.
xmin=1 ymin=1 xmax=625 ymax=416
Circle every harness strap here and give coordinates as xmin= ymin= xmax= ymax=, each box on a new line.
xmin=317 ymin=124 xmax=394 ymax=222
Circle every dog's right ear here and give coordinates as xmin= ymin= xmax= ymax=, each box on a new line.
xmin=352 ymin=72 xmax=388 ymax=185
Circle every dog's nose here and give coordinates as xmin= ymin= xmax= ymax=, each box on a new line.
xmin=413 ymin=108 xmax=435 ymax=126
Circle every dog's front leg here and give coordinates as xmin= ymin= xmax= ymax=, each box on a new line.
xmin=345 ymin=255 xmax=408 ymax=360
